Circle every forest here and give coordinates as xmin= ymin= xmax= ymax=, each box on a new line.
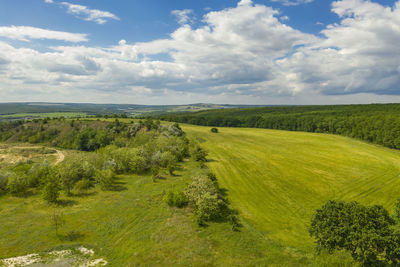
xmin=160 ymin=104 xmax=400 ymax=150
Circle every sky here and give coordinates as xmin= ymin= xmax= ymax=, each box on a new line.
xmin=0 ymin=0 xmax=399 ymax=105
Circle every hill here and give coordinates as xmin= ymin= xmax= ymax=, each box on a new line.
xmin=0 ymin=103 xmax=265 ymax=120
xmin=183 ymin=124 xmax=400 ymax=259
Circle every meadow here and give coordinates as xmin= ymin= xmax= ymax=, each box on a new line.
xmin=3 ymin=120 xmax=400 ymax=265
xmin=182 ymin=125 xmax=400 ymax=254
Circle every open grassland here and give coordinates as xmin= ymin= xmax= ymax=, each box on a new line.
xmin=183 ymin=125 xmax=400 ymax=253
xmin=1 ymin=154 xmax=319 ymax=266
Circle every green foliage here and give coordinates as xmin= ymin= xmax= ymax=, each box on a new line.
xmin=394 ymin=198 xmax=400 ymax=222
xmin=95 ymin=169 xmax=116 ymax=191
xmin=190 ymin=145 xmax=208 ymax=162
xmin=27 ymin=162 xmax=50 ymax=188
xmin=6 ymin=174 xmax=28 ymax=196
xmin=210 ymin=128 xmax=218 ymax=133
xmin=309 ymin=200 xmax=400 ymax=266
xmin=0 ymin=172 xmax=9 ymax=194
xmin=74 ymin=178 xmax=93 ymax=193
xmin=163 ymin=189 xmax=188 ymax=208
xmin=42 ymin=177 xmax=60 ymax=203
xmin=185 ymin=176 xmax=223 ymax=225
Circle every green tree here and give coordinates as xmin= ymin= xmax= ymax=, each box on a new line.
xmin=95 ymin=169 xmax=116 ymax=191
xmin=309 ymin=200 xmax=400 ymax=266
xmin=42 ymin=177 xmax=60 ymax=203
xmin=7 ymin=174 xmax=28 ymax=196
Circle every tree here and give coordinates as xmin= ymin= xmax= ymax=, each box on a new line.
xmin=51 ymin=210 xmax=65 ymax=237
xmin=42 ymin=177 xmax=60 ymax=203
xmin=95 ymin=169 xmax=115 ymax=191
xmin=7 ymin=174 xmax=28 ymax=196
xmin=309 ymin=200 xmax=400 ymax=266
xmin=394 ymin=197 xmax=400 ymax=222
xmin=190 ymin=145 xmax=208 ymax=162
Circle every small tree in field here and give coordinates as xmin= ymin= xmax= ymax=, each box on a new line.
xmin=51 ymin=210 xmax=65 ymax=237
xmin=43 ymin=178 xmax=60 ymax=203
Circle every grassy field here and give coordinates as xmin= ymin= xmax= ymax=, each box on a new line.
xmin=4 ymin=123 xmax=400 ymax=265
xmin=0 ymin=153 xmax=313 ymax=266
xmin=182 ymin=125 xmax=400 ymax=253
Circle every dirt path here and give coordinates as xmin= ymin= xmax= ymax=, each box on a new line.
xmin=0 ymin=145 xmax=65 ymax=165
xmin=54 ymin=149 xmax=65 ymax=165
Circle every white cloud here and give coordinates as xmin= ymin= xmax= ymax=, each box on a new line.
xmin=44 ymin=0 xmax=54 ymax=3
xmin=1 ymin=0 xmax=400 ymax=104
xmin=60 ymin=2 xmax=120 ymax=24
xmin=270 ymin=0 xmax=313 ymax=6
xmin=0 ymin=26 xmax=88 ymax=42
xmin=171 ymin=9 xmax=194 ymax=25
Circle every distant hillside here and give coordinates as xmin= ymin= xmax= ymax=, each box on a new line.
xmin=0 ymin=102 xmax=265 ymax=120
xmin=161 ymin=103 xmax=400 ymax=150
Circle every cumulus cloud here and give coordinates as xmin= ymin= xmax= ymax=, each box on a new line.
xmin=0 ymin=26 xmax=88 ymax=42
xmin=1 ymin=0 xmax=400 ymax=104
xmin=171 ymin=9 xmax=194 ymax=25
xmin=60 ymin=2 xmax=120 ymax=24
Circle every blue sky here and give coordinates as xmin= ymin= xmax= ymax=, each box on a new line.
xmin=0 ymin=0 xmax=399 ymax=104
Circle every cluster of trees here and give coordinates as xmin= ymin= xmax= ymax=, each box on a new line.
xmin=161 ymin=104 xmax=400 ymax=150
xmin=0 ymin=118 xmax=164 ymax=151
xmin=164 ymin=169 xmax=240 ymax=230
xmin=0 ymin=119 xmax=206 ymax=205
xmin=310 ymin=200 xmax=400 ymax=266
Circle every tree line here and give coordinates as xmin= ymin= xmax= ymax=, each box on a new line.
xmin=160 ymin=104 xmax=400 ymax=150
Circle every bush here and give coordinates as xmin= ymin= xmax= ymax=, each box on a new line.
xmin=211 ymin=128 xmax=218 ymax=133
xmin=0 ymin=172 xmax=9 ymax=194
xmin=190 ymin=145 xmax=208 ymax=162
xmin=42 ymin=177 xmax=60 ymax=203
xmin=95 ymin=169 xmax=116 ymax=191
xmin=164 ymin=190 xmax=188 ymax=208
xmin=74 ymin=178 xmax=93 ymax=193
xmin=7 ymin=174 xmax=28 ymax=196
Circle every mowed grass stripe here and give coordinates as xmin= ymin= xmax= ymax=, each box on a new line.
xmin=183 ymin=125 xmax=400 ymax=250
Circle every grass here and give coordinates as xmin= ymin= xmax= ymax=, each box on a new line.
xmin=182 ymin=125 xmax=400 ymax=254
xmin=0 ymin=155 xmax=313 ymax=266
xmin=4 ymin=123 xmax=398 ymax=265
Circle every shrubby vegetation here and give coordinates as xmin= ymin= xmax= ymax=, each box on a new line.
xmin=0 ymin=118 xmax=190 ymax=201
xmin=310 ymin=200 xmax=400 ymax=266
xmin=161 ymin=104 xmax=400 ymax=150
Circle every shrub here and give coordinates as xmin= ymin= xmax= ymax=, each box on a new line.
xmin=74 ymin=178 xmax=93 ymax=193
xmin=7 ymin=174 xmax=28 ymax=196
xmin=0 ymin=172 xmax=9 ymax=194
xmin=211 ymin=128 xmax=218 ymax=133
xmin=190 ymin=145 xmax=208 ymax=162
xmin=95 ymin=169 xmax=116 ymax=191
xmin=128 ymin=155 xmax=147 ymax=174
xmin=42 ymin=177 xmax=60 ymax=203
xmin=164 ymin=190 xmax=188 ymax=208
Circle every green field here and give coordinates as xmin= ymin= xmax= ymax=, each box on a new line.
xmin=183 ymin=125 xmax=400 ymax=252
xmin=3 ymin=123 xmax=400 ymax=265
xmin=0 ymin=154 xmax=306 ymax=266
